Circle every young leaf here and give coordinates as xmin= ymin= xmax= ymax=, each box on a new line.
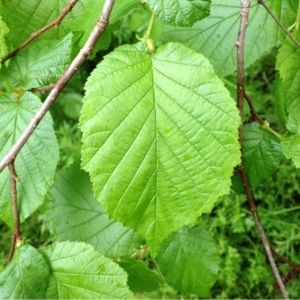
xmin=156 ymin=225 xmax=220 ymax=297
xmin=39 ymin=241 xmax=133 ymax=299
xmin=119 ymin=258 xmax=162 ymax=293
xmin=4 ymin=34 xmax=73 ymax=89
xmin=0 ymin=92 xmax=59 ymax=227
xmin=0 ymin=15 xmax=9 ymax=64
xmin=147 ymin=0 xmax=211 ymax=27
xmin=43 ymin=161 xmax=144 ymax=258
xmin=80 ymin=42 xmax=240 ymax=255
xmin=162 ymin=0 xmax=296 ymax=76
xmin=0 ymin=245 xmax=50 ymax=299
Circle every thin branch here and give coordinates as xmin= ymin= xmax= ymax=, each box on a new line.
xmin=244 ymin=93 xmax=264 ymax=125
xmin=257 ymin=0 xmax=300 ymax=49
xmin=1 ymin=0 xmax=79 ymax=64
xmin=29 ymin=84 xmax=55 ymax=93
xmin=7 ymin=234 xmax=16 ymax=263
xmin=0 ymin=0 xmax=116 ymax=173
xmin=7 ymin=162 xmax=21 ymax=262
xmin=236 ymin=1 xmax=289 ymax=298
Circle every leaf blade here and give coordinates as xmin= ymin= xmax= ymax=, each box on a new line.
xmin=80 ymin=42 xmax=240 ymax=255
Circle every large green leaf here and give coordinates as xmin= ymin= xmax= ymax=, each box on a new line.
xmin=156 ymin=225 xmax=220 ymax=297
xmin=80 ymin=42 xmax=240 ymax=255
xmin=0 ymin=14 xmax=9 ymax=64
xmin=119 ymin=258 xmax=162 ymax=293
xmin=0 ymin=92 xmax=59 ymax=227
xmin=43 ymin=161 xmax=144 ymax=258
xmin=147 ymin=0 xmax=211 ymax=27
xmin=4 ymin=34 xmax=72 ymax=89
xmin=39 ymin=241 xmax=133 ymax=299
xmin=0 ymin=245 xmax=49 ymax=299
xmin=162 ymin=0 xmax=297 ymax=76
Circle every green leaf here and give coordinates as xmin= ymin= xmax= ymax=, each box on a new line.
xmin=276 ymin=31 xmax=300 ymax=110
xmin=39 ymin=241 xmax=133 ymax=299
xmin=156 ymin=225 xmax=220 ymax=297
xmin=0 ymin=245 xmax=49 ymax=299
xmin=0 ymin=92 xmax=59 ymax=227
xmin=119 ymin=258 xmax=162 ymax=293
xmin=43 ymin=161 xmax=144 ymax=258
xmin=281 ymin=101 xmax=300 ymax=167
xmin=80 ymin=42 xmax=240 ymax=255
xmin=243 ymin=123 xmax=282 ymax=188
xmin=281 ymin=135 xmax=300 ymax=168
xmin=274 ymin=74 xmax=287 ymax=129
xmin=162 ymin=0 xmax=296 ymax=76
xmin=147 ymin=0 xmax=211 ymax=27
xmin=0 ymin=15 xmax=9 ymax=64
xmin=4 ymin=34 xmax=73 ymax=89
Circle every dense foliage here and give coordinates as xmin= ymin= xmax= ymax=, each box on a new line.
xmin=0 ymin=0 xmax=300 ymax=298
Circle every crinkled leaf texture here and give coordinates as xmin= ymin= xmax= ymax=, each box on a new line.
xmin=147 ymin=0 xmax=211 ymax=27
xmin=162 ymin=0 xmax=297 ymax=76
xmin=156 ymin=225 xmax=220 ymax=297
xmin=80 ymin=42 xmax=240 ymax=255
xmin=0 ymin=245 xmax=50 ymax=299
xmin=39 ymin=241 xmax=133 ymax=299
xmin=5 ymin=34 xmax=73 ymax=89
xmin=277 ymin=32 xmax=300 ymax=167
xmin=43 ymin=161 xmax=144 ymax=258
xmin=0 ymin=92 xmax=59 ymax=227
xmin=119 ymin=258 xmax=162 ymax=293
xmin=232 ymin=122 xmax=282 ymax=192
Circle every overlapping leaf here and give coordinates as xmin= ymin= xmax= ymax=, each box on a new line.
xmin=162 ymin=0 xmax=297 ymax=76
xmin=119 ymin=258 xmax=162 ymax=293
xmin=4 ymin=34 xmax=72 ymax=89
xmin=0 ymin=245 xmax=50 ymax=299
xmin=39 ymin=241 xmax=133 ymax=299
xmin=0 ymin=92 xmax=59 ymax=227
xmin=147 ymin=0 xmax=211 ymax=27
xmin=156 ymin=225 xmax=220 ymax=297
xmin=80 ymin=42 xmax=240 ymax=255
xmin=43 ymin=162 xmax=144 ymax=258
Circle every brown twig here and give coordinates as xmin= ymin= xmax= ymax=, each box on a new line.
xmin=236 ymin=1 xmax=289 ymax=298
xmin=244 ymin=93 xmax=264 ymax=124
xmin=257 ymin=0 xmax=300 ymax=49
xmin=7 ymin=162 xmax=21 ymax=262
xmin=1 ymin=0 xmax=79 ymax=64
xmin=0 ymin=0 xmax=116 ymax=173
xmin=271 ymin=247 xmax=300 ymax=289
xmin=29 ymin=84 xmax=55 ymax=93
